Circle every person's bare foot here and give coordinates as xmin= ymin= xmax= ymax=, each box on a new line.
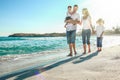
xmin=74 ymin=51 xmax=77 ymax=55
xmin=99 ymin=49 xmax=102 ymax=51
xmin=67 ymin=53 xmax=72 ymax=57
xmin=97 ymin=49 xmax=100 ymax=52
xmin=88 ymin=50 xmax=91 ymax=53
xmin=82 ymin=51 xmax=86 ymax=55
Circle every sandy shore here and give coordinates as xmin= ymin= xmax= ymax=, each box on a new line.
xmin=1 ymin=44 xmax=119 ymax=80
xmin=26 ymin=45 xmax=120 ymax=80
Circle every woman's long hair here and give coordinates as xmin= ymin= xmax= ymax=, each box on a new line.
xmin=82 ymin=8 xmax=91 ymax=19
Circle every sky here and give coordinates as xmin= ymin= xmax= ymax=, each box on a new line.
xmin=0 ymin=0 xmax=120 ymax=36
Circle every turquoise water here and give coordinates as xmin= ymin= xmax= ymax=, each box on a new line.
xmin=0 ymin=37 xmax=96 ymax=56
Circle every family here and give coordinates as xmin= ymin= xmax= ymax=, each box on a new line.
xmin=64 ymin=5 xmax=105 ymax=56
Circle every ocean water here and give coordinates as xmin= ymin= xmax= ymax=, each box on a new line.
xmin=0 ymin=37 xmax=85 ymax=56
xmin=0 ymin=36 xmax=120 ymax=56
xmin=0 ymin=37 xmax=64 ymax=56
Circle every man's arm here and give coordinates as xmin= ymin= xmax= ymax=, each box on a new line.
xmin=75 ymin=19 xmax=80 ymax=24
xmin=74 ymin=14 xmax=80 ymax=25
xmin=78 ymin=20 xmax=82 ymax=25
xmin=65 ymin=19 xmax=77 ymax=24
xmin=72 ymin=19 xmax=80 ymax=25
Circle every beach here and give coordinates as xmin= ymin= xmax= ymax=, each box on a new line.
xmin=0 ymin=36 xmax=120 ymax=80
xmin=27 ymin=45 xmax=120 ymax=80
xmin=1 ymin=45 xmax=120 ymax=80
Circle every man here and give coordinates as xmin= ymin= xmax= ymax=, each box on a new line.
xmin=65 ymin=5 xmax=80 ymax=56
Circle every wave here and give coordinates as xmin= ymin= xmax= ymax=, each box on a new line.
xmin=0 ymin=37 xmax=66 ymax=41
xmin=0 ymin=37 xmax=68 ymax=56
xmin=0 ymin=36 xmax=120 ymax=56
xmin=0 ymin=37 xmax=26 ymax=41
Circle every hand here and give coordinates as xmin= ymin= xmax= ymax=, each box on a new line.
xmin=78 ymin=22 xmax=81 ymax=25
xmin=64 ymin=25 xmax=66 ymax=28
xmin=92 ymin=30 xmax=95 ymax=34
xmin=100 ymin=35 xmax=102 ymax=38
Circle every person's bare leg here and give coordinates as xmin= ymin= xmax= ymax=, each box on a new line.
xmin=83 ymin=44 xmax=86 ymax=54
xmin=97 ymin=47 xmax=100 ymax=51
xmin=73 ymin=43 xmax=77 ymax=55
xmin=68 ymin=43 xmax=73 ymax=56
xmin=88 ymin=44 xmax=91 ymax=53
xmin=99 ymin=47 xmax=102 ymax=51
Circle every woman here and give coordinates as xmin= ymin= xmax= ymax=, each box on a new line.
xmin=80 ymin=8 xmax=94 ymax=54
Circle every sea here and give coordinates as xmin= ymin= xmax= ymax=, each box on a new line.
xmin=0 ymin=36 xmax=120 ymax=56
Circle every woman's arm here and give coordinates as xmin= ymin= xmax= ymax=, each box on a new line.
xmin=89 ymin=18 xmax=94 ymax=33
xmin=100 ymin=31 xmax=104 ymax=37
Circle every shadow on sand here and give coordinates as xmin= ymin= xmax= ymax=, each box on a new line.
xmin=73 ymin=51 xmax=99 ymax=64
xmin=0 ymin=51 xmax=99 ymax=80
xmin=0 ymin=54 xmax=83 ymax=80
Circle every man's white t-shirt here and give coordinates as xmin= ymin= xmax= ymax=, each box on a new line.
xmin=66 ymin=12 xmax=80 ymax=31
xmin=96 ymin=26 xmax=105 ymax=37
xmin=81 ymin=16 xmax=91 ymax=30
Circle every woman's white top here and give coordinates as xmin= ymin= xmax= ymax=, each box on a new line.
xmin=81 ymin=16 xmax=91 ymax=30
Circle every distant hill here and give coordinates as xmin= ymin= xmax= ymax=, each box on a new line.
xmin=8 ymin=27 xmax=120 ymax=37
xmin=8 ymin=33 xmax=66 ymax=37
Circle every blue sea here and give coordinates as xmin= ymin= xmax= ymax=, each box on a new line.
xmin=0 ymin=36 xmax=96 ymax=56
xmin=0 ymin=36 xmax=120 ymax=56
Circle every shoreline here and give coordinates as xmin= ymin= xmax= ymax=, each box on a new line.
xmin=0 ymin=36 xmax=120 ymax=79
xmin=0 ymin=44 xmax=120 ymax=80
xmin=0 ymin=35 xmax=120 ymax=65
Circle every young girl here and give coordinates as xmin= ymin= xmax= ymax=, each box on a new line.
xmin=95 ymin=18 xmax=105 ymax=51
xmin=66 ymin=6 xmax=72 ymax=16
xmin=80 ymin=8 xmax=94 ymax=54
